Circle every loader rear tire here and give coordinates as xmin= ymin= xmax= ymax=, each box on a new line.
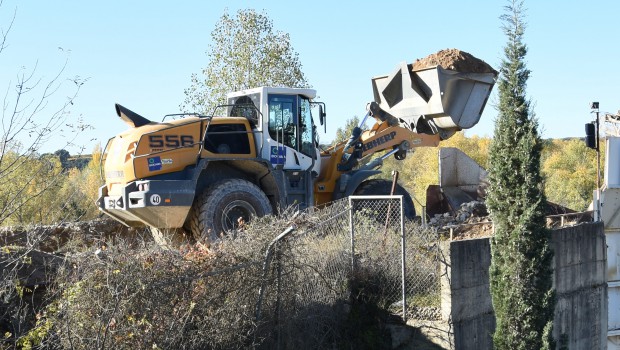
xmin=188 ymin=179 xmax=272 ymax=243
xmin=353 ymin=179 xmax=416 ymax=220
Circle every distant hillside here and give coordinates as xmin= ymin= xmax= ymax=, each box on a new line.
xmin=51 ymin=149 xmax=92 ymax=170
xmin=67 ymin=154 xmax=92 ymax=170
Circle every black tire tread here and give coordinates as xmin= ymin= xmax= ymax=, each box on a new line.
xmin=188 ymin=179 xmax=272 ymax=242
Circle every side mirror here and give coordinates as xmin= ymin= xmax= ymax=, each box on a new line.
xmin=311 ymin=101 xmax=327 ymax=133
xmin=319 ymin=104 xmax=326 ymax=132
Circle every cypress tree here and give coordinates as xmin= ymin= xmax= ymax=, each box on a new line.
xmin=487 ymin=1 xmax=555 ymax=349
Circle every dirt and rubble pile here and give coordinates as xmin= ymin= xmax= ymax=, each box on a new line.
xmin=428 ymin=199 xmax=592 ymax=240
xmin=429 ymin=201 xmax=489 ymax=227
xmin=1 ymin=219 xmax=149 ymax=293
xmin=412 ymin=48 xmax=498 ymax=75
xmin=429 ymin=201 xmax=493 ymax=239
xmin=0 ymin=219 xmax=148 ymax=253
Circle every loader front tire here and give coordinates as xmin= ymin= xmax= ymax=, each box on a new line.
xmin=188 ymin=179 xmax=272 ymax=243
xmin=353 ymin=179 xmax=416 ymax=220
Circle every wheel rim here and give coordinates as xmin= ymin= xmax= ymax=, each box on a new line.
xmin=221 ymin=200 xmax=257 ymax=232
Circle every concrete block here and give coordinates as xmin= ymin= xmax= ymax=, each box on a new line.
xmin=453 ymin=313 xmax=495 ymax=350
xmin=450 ymin=284 xmax=493 ymax=321
xmin=448 ymin=238 xmax=490 ymax=290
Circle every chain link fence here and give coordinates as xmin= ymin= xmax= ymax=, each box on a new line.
xmin=254 ymin=200 xmax=353 ymax=349
xmin=256 ymin=195 xmax=442 ymax=349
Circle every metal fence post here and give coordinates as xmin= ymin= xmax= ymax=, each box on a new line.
xmin=400 ymin=195 xmax=407 ymax=321
xmin=276 ymin=243 xmax=282 ymax=350
xmin=255 ymin=225 xmax=296 ymax=322
xmin=349 ymin=196 xmax=356 ymax=272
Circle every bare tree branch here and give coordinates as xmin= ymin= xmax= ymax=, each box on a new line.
xmin=0 ymin=2 xmax=88 ymax=227
xmin=0 ymin=0 xmax=16 ymax=55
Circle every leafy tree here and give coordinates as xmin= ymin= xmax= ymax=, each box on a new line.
xmin=0 ymin=150 xmax=64 ymax=225
xmin=542 ymin=138 xmax=600 ymax=211
xmin=333 ymin=116 xmax=360 ymax=145
xmin=60 ymin=144 xmax=103 ymax=221
xmin=54 ymin=149 xmax=70 ymax=169
xmin=182 ymin=9 xmax=309 ymax=114
xmin=449 ymin=133 xmax=491 ymax=168
xmin=486 ymin=1 xmax=555 ymax=349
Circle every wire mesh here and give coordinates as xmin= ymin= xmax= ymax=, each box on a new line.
xmin=249 ymin=196 xmax=440 ymax=349
xmin=256 ymin=196 xmax=441 ymax=349
xmin=404 ymin=225 xmax=442 ymax=320
xmin=349 ymin=196 xmax=405 ymax=314
xmin=3 ymin=196 xmax=442 ymax=349
xmin=255 ymin=199 xmax=353 ymax=349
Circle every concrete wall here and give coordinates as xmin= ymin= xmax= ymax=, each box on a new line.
xmin=440 ymin=237 xmax=495 ymax=349
xmin=552 ymin=222 xmax=607 ymax=349
xmin=434 ymin=222 xmax=607 ymax=350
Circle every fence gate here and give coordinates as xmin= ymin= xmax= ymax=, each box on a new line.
xmin=349 ymin=195 xmax=441 ymax=322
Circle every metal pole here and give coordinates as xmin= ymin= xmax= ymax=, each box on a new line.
xmin=255 ymin=225 xmax=296 ymax=322
xmin=349 ymin=196 xmax=355 ymax=272
xmin=384 ymin=171 xmax=399 ymax=237
xmin=596 ymin=109 xmax=602 ymax=221
xmin=400 ymin=195 xmax=407 ymax=321
xmin=276 ymin=246 xmax=282 ymax=350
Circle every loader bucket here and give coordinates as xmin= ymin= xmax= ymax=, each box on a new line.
xmin=371 ymin=62 xmax=496 ymax=132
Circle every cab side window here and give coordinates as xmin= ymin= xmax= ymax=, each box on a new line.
xmin=299 ymin=97 xmax=315 ymax=158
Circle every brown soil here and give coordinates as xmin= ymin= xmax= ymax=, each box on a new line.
xmin=0 ymin=219 xmax=148 ymax=253
xmin=412 ymin=48 xmax=497 ymax=75
xmin=449 ymin=221 xmax=493 ymax=241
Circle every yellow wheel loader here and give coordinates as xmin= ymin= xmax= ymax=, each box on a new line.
xmin=97 ymin=56 xmax=496 ymax=243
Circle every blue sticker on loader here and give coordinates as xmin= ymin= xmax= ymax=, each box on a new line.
xmin=148 ymin=156 xmax=162 ymax=171
xmin=270 ymin=146 xmax=286 ymax=165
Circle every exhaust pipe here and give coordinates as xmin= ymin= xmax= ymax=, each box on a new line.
xmin=115 ymin=104 xmax=152 ymax=128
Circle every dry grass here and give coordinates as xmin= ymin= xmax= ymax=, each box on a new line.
xmin=1 ymin=199 xmax=442 ymax=349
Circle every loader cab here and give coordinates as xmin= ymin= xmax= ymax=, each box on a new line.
xmin=227 ymin=87 xmax=323 ymax=209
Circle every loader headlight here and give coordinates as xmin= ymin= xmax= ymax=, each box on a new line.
xmin=137 ymin=181 xmax=150 ymax=192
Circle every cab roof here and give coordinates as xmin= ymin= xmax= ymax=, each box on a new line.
xmin=227 ymin=86 xmax=317 ymax=100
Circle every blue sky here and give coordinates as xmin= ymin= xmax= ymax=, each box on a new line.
xmin=1 ymin=0 xmax=619 ymax=153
